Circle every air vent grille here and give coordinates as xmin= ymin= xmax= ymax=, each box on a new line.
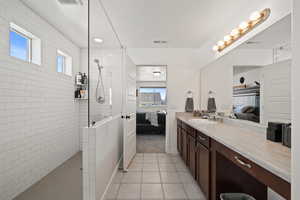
xmin=153 ymin=40 xmax=168 ymax=44
xmin=246 ymin=41 xmax=261 ymax=45
xmin=57 ymin=0 xmax=83 ymax=5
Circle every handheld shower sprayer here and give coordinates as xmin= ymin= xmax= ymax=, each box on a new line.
xmin=94 ymin=59 xmax=103 ymax=70
xmin=94 ymin=59 xmax=105 ymax=104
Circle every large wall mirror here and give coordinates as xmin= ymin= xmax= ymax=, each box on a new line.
xmin=201 ymin=14 xmax=291 ymax=127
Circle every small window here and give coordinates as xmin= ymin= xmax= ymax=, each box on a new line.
xmin=10 ymin=30 xmax=31 ymax=62
xmin=57 ymin=53 xmax=66 ymax=73
xmin=9 ymin=23 xmax=41 ymax=65
xmin=56 ymin=50 xmax=72 ymax=76
xmin=139 ymin=87 xmax=167 ymax=107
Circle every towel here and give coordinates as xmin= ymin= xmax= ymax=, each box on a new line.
xmin=185 ymin=98 xmax=194 ymax=112
xmin=207 ymin=97 xmax=216 ymax=113
xmin=145 ymin=112 xmax=158 ymax=127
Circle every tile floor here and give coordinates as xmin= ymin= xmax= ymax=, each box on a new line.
xmin=105 ymin=153 xmax=206 ymax=200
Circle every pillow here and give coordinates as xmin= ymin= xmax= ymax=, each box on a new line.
xmin=241 ymin=106 xmax=255 ymax=113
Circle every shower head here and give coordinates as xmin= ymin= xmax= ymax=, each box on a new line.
xmin=94 ymin=59 xmax=100 ymax=64
xmin=94 ymin=59 xmax=103 ymax=69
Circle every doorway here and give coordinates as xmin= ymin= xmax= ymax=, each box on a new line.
xmin=136 ymin=66 xmax=167 ymax=153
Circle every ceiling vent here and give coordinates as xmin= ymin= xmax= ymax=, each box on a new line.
xmin=246 ymin=41 xmax=261 ymax=45
xmin=57 ymin=0 xmax=83 ymax=5
xmin=153 ymin=40 xmax=168 ymax=44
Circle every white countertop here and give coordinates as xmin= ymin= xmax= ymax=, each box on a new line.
xmin=176 ymin=112 xmax=291 ymax=183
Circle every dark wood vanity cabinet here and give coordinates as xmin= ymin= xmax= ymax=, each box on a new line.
xmin=196 ymin=141 xmax=210 ymax=199
xmin=176 ymin=119 xmax=291 ymax=200
xmin=188 ymin=135 xmax=197 ymax=178
xmin=178 ymin=120 xmax=210 ymax=198
xmin=177 ymin=120 xmax=182 ymax=154
xmin=181 ymin=129 xmax=188 ymax=164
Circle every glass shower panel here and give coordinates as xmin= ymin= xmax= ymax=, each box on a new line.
xmin=88 ymin=0 xmax=122 ymax=126
xmin=89 ymin=65 xmax=113 ymax=124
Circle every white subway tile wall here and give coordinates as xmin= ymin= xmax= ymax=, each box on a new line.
xmin=0 ymin=1 xmax=81 ymax=200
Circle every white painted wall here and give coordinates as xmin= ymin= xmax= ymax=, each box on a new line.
xmin=292 ymin=1 xmax=300 ymax=199
xmin=167 ymin=67 xmax=201 ymax=154
xmin=0 ymin=1 xmax=81 ymax=200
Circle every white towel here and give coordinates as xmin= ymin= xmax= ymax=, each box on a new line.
xmin=145 ymin=112 xmax=158 ymax=127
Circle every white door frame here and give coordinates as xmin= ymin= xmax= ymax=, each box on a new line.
xmin=136 ymin=65 xmax=170 ymax=153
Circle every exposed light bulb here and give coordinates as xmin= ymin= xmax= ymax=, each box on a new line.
xmin=230 ymin=28 xmax=240 ymax=37
xmin=250 ymin=11 xmax=262 ymax=21
xmin=224 ymin=35 xmax=232 ymax=42
xmin=212 ymin=45 xmax=219 ymax=52
xmin=217 ymin=40 xmax=225 ymax=47
xmin=239 ymin=21 xmax=249 ymax=30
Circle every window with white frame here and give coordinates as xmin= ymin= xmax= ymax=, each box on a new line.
xmin=139 ymin=87 xmax=167 ymax=107
xmin=56 ymin=50 xmax=72 ymax=76
xmin=9 ymin=23 xmax=41 ymax=65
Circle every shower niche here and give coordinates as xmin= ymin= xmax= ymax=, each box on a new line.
xmin=75 ymin=72 xmax=88 ymax=100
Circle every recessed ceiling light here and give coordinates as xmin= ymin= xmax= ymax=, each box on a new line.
xmin=94 ymin=38 xmax=103 ymax=43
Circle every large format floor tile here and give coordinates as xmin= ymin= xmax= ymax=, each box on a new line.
xmin=143 ymin=163 xmax=160 ymax=171
xmin=178 ymin=172 xmax=196 ymax=184
xmin=121 ymin=172 xmax=142 ymax=183
xmin=141 ymin=184 xmax=164 ymax=199
xmin=160 ymin=172 xmax=181 ymax=183
xmin=117 ymin=184 xmax=141 ymax=200
xmin=159 ymin=163 xmax=177 ymax=172
xmin=183 ymin=184 xmax=206 ymax=200
xmin=105 ymin=153 xmax=205 ymax=200
xmin=142 ymin=172 xmax=161 ymax=183
xmin=163 ymin=184 xmax=187 ymax=200
xmin=105 ymin=184 xmax=120 ymax=200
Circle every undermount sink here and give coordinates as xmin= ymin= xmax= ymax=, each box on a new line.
xmin=188 ymin=118 xmax=217 ymax=125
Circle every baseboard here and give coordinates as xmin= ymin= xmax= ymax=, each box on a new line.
xmin=100 ymin=156 xmax=123 ymax=200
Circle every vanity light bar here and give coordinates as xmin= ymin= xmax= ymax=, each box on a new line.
xmin=213 ymin=8 xmax=271 ymax=52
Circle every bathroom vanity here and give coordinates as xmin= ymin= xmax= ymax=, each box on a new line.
xmin=176 ymin=112 xmax=291 ymax=200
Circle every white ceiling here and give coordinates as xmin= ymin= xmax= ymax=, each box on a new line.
xmin=21 ymin=0 xmax=291 ymax=68
xmin=128 ymin=48 xmax=202 ymax=68
xmin=21 ymin=0 xmax=120 ymax=48
xmin=22 ymin=0 xmax=274 ymax=49
xmin=238 ymin=14 xmax=291 ymax=49
xmin=101 ymin=0 xmax=272 ymax=48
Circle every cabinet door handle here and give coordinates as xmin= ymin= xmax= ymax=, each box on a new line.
xmin=234 ymin=156 xmax=252 ymax=169
xmin=198 ymin=136 xmax=206 ymax=141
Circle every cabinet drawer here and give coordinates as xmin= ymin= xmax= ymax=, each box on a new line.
xmin=196 ymin=131 xmax=210 ymax=148
xmin=182 ymin=123 xmax=196 ymax=137
xmin=212 ymin=140 xmax=291 ymax=200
